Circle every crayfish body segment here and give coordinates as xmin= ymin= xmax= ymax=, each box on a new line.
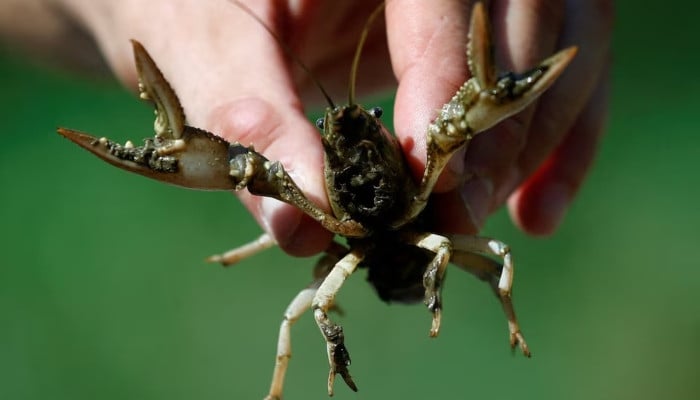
xmin=58 ymin=2 xmax=575 ymax=399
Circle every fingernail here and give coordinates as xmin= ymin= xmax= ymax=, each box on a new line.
xmin=535 ymin=183 xmax=570 ymax=233
xmin=260 ymin=197 xmax=280 ymax=235
xmin=494 ymin=169 xmax=521 ymax=206
xmin=447 ymin=147 xmax=466 ymax=176
xmin=260 ymin=197 xmax=297 ymax=244
xmin=460 ymin=177 xmax=493 ymax=229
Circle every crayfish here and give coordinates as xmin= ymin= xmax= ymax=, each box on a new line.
xmin=58 ymin=2 xmax=576 ymax=398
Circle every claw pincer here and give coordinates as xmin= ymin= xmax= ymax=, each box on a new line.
xmin=57 ymin=125 xmax=235 ymax=190
xmin=58 ymin=40 xmax=237 ymax=191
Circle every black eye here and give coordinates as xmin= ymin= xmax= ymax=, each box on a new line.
xmin=369 ymin=106 xmax=383 ymax=118
xmin=315 ymin=117 xmax=324 ymax=130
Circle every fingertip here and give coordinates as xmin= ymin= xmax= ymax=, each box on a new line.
xmin=282 ymin=216 xmax=334 ymax=257
xmin=508 ymin=180 xmax=571 ymax=236
xmin=431 ymin=190 xmax=478 ymax=235
xmin=260 ymin=197 xmax=332 ymax=257
xmin=212 ymin=98 xmax=331 ymax=257
xmin=386 ymin=0 xmax=470 ymax=189
xmin=460 ymin=177 xmax=493 ymax=231
xmin=511 ymin=64 xmax=609 ymax=237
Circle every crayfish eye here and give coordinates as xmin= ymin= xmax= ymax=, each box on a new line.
xmin=315 ymin=117 xmax=325 ymax=130
xmin=369 ymin=106 xmax=383 ymax=118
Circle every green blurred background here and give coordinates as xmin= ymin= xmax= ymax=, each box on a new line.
xmin=1 ymin=1 xmax=698 ymax=399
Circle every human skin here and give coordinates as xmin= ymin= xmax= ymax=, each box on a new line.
xmin=0 ymin=0 xmax=613 ymax=256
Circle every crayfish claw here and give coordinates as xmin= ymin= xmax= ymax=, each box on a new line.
xmin=57 ymin=128 xmax=178 ymax=173
xmin=57 ymin=125 xmax=237 ymax=190
xmin=131 ymin=39 xmax=186 ymax=140
xmin=58 ymin=39 xmax=238 ymax=191
xmin=462 ymin=3 xmax=578 ymax=133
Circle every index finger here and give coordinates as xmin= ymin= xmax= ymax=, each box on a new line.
xmin=386 ymin=0 xmax=472 ymax=191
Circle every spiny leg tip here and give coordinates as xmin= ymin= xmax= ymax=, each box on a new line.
xmin=204 ymin=254 xmax=222 ymax=263
xmin=429 ymin=308 xmax=442 ymax=337
xmin=429 ymin=323 xmax=440 ymax=338
xmin=343 ymin=374 xmax=358 ymax=392
xmin=510 ymin=333 xmax=531 ymax=357
xmin=204 ymin=255 xmax=234 ymax=267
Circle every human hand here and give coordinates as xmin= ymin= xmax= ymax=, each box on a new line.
xmin=57 ymin=0 xmax=612 ymax=255
xmin=388 ymin=0 xmax=613 ymax=237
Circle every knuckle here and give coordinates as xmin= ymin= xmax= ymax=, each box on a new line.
xmin=208 ymin=97 xmax=283 ymax=154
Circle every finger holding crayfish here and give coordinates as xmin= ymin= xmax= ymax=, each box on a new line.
xmin=59 ymin=38 xmax=369 ymax=239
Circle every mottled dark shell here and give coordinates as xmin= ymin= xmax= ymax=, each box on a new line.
xmin=321 ymin=104 xmax=417 ymax=227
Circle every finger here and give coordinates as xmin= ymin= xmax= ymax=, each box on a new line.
xmin=386 ymin=0 xmax=472 ymax=190
xmin=461 ymin=0 xmax=566 ymax=228
xmin=184 ymin=2 xmax=333 ymax=256
xmin=289 ymin=0 xmax=393 ymax=103
xmin=72 ymin=0 xmax=334 ymax=256
xmin=506 ymin=0 xmax=614 ymax=204
xmin=508 ymin=63 xmax=610 ymax=235
xmin=433 ymin=190 xmax=479 ymax=235
xmin=209 ymin=99 xmax=333 ymax=256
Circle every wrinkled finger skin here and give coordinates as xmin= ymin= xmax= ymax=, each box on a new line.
xmin=389 ymin=0 xmax=613 ymax=236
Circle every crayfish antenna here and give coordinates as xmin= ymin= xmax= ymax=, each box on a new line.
xmin=348 ymin=1 xmax=386 ymax=106
xmin=228 ymin=0 xmax=336 ymax=109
